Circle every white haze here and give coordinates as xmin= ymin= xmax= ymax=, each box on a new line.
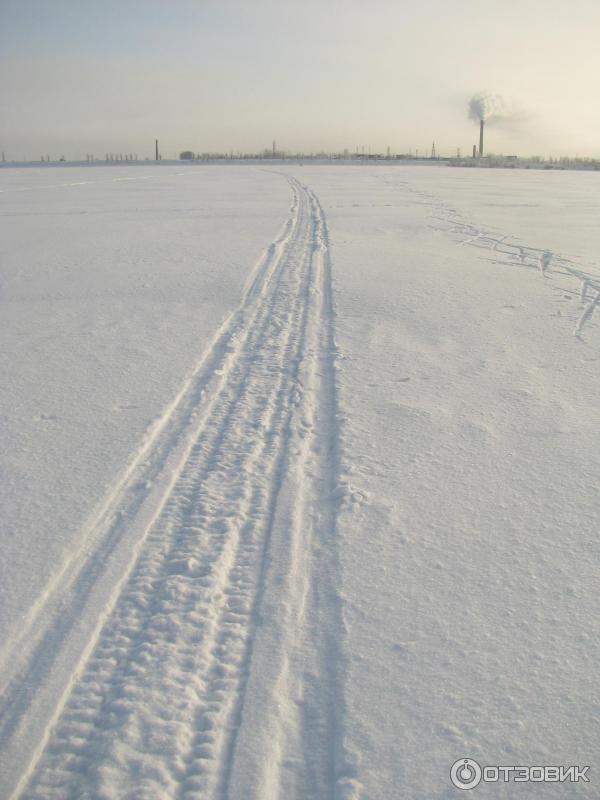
xmin=2 ymin=0 xmax=600 ymax=158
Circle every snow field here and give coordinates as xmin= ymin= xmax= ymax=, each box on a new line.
xmin=3 ymin=173 xmax=351 ymax=799
xmin=2 ymin=163 xmax=600 ymax=799
xmin=297 ymin=165 xmax=600 ymax=799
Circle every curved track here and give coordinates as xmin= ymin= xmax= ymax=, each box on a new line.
xmin=3 ymin=177 xmax=346 ymax=800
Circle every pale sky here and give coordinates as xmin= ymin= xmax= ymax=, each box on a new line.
xmin=2 ymin=0 xmax=600 ymax=160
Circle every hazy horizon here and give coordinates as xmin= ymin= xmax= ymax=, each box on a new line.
xmin=2 ymin=0 xmax=600 ymax=161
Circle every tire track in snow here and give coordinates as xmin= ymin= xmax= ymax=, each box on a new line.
xmin=221 ymin=186 xmax=355 ymax=800
xmin=16 ymin=177 xmax=347 ymax=800
xmin=0 ymin=178 xmax=303 ymax=800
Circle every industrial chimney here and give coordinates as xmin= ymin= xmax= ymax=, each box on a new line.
xmin=479 ymin=120 xmax=484 ymax=157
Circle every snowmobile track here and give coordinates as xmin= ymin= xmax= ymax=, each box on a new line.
xmin=2 ymin=177 xmax=346 ymax=800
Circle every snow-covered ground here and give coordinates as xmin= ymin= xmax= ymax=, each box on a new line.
xmin=1 ymin=164 xmax=599 ymax=799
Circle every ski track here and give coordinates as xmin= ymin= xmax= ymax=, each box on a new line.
xmin=380 ymin=175 xmax=600 ymax=339
xmin=428 ymin=200 xmax=600 ymax=338
xmin=3 ymin=176 xmax=347 ymax=800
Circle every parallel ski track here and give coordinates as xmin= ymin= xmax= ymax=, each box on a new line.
xmin=0 ymin=176 xmax=303 ymax=800
xmin=380 ymin=175 xmax=600 ymax=339
xmin=14 ymin=176 xmax=345 ymax=800
xmin=429 ymin=205 xmax=600 ymax=338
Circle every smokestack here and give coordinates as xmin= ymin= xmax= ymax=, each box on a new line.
xmin=473 ymin=144 xmax=477 ymax=159
xmin=155 ymin=139 xmax=159 ymax=161
xmin=479 ymin=120 xmax=484 ymax=157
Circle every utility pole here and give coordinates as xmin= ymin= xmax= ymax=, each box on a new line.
xmin=272 ymin=139 xmax=276 ymax=158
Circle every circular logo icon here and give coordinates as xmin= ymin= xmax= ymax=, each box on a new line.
xmin=450 ymin=759 xmax=482 ymax=790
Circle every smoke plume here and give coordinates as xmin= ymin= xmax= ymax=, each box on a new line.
xmin=468 ymin=93 xmax=507 ymax=123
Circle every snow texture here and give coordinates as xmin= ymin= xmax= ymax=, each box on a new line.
xmin=1 ymin=164 xmax=599 ymax=799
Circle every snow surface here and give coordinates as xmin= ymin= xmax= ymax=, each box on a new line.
xmin=1 ymin=164 xmax=599 ymax=799
xmin=0 ymin=166 xmax=289 ymax=639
